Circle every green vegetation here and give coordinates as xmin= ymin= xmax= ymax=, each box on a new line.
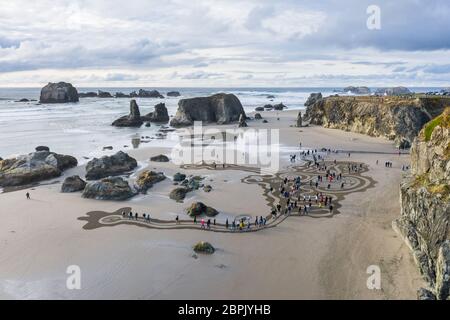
xmin=423 ymin=107 xmax=450 ymax=141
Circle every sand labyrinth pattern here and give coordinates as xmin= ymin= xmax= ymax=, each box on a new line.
xmin=78 ymin=161 xmax=376 ymax=232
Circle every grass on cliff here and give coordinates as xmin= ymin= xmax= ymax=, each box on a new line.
xmin=423 ymin=107 xmax=450 ymax=141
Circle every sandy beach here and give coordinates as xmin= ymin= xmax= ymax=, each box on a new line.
xmin=0 ymin=109 xmax=425 ymax=299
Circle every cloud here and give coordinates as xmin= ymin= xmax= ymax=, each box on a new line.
xmin=0 ymin=0 xmax=449 ymax=86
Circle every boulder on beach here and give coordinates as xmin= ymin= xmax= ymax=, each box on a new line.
xmin=263 ymin=104 xmax=273 ymax=109
xmin=135 ymin=170 xmax=166 ymax=193
xmin=254 ymin=113 xmax=262 ymax=120
xmin=112 ymin=100 xmax=143 ymax=127
xmin=173 ymin=172 xmax=186 ymax=182
xmin=273 ymin=103 xmax=287 ymax=110
xmin=203 ymin=185 xmax=212 ymax=192
xmin=169 ymin=187 xmax=190 ymax=201
xmin=82 ymin=177 xmax=136 ymax=200
xmin=267 ymin=95 xmax=275 ymax=99
xmin=150 ymin=154 xmax=169 ymax=162
xmin=193 ymin=241 xmax=215 ymax=254
xmin=0 ymin=151 xmax=77 ymax=187
xmin=39 ymin=82 xmax=79 ymax=103
xmin=16 ymin=98 xmax=29 ymax=102
xmin=255 ymin=106 xmax=264 ymax=111
xmin=61 ymin=175 xmax=86 ymax=193
xmin=85 ymin=151 xmax=137 ymax=180
xmin=167 ymin=91 xmax=181 ymax=97
xmin=238 ymin=113 xmax=248 ymax=127
xmin=304 ymin=93 xmax=322 ymax=107
xmin=170 ymin=93 xmax=245 ymax=127
xmin=186 ymin=202 xmax=219 ymax=217
xmin=141 ymin=103 xmax=169 ymax=123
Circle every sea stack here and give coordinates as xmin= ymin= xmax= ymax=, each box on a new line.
xmin=112 ymin=100 xmax=143 ymax=127
xmin=170 ymin=93 xmax=245 ymax=127
xmin=39 ymin=82 xmax=79 ymax=103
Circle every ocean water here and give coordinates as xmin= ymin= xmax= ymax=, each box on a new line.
xmin=0 ymin=87 xmax=443 ymax=161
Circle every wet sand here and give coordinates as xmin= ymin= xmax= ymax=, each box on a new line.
xmin=0 ymin=110 xmax=424 ymax=299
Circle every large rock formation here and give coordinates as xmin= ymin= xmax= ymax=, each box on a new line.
xmin=0 ymin=151 xmax=77 ymax=187
xmin=167 ymin=91 xmax=181 ymax=97
xmin=375 ymin=86 xmax=411 ymax=96
xmin=136 ymin=89 xmax=164 ymax=98
xmin=85 ymin=151 xmax=137 ymax=180
xmin=82 ymin=177 xmax=136 ymax=200
xmin=39 ymin=82 xmax=79 ymax=103
xmin=112 ymin=100 xmax=143 ymax=127
xmin=134 ymin=170 xmax=166 ymax=193
xmin=304 ymin=95 xmax=449 ymax=147
xmin=170 ymin=93 xmax=245 ymax=127
xmin=393 ymin=108 xmax=450 ymax=300
xmin=141 ymin=103 xmax=169 ymax=123
xmin=61 ymin=175 xmax=86 ymax=193
xmin=304 ymin=93 xmax=322 ymax=107
xmin=343 ymin=86 xmax=371 ymax=95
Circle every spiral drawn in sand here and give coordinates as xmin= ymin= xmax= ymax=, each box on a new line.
xmin=79 ymin=161 xmax=376 ymax=232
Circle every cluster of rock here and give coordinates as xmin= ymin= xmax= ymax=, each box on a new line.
xmin=169 ymin=174 xmax=206 ymax=201
xmin=112 ymin=100 xmax=169 ymax=127
xmin=303 ymin=93 xmax=449 ymax=148
xmin=61 ymin=175 xmax=86 ymax=193
xmin=0 ymin=148 xmax=77 ymax=187
xmin=393 ymin=108 xmax=450 ymax=300
xmin=40 ymin=82 xmax=79 ymax=103
xmin=79 ymin=89 xmax=165 ymax=99
xmin=169 ymin=93 xmax=245 ymax=127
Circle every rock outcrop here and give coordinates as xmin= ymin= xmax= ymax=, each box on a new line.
xmin=112 ymin=100 xmax=143 ymax=127
xmin=134 ymin=170 xmax=166 ymax=193
xmin=167 ymin=91 xmax=181 ymax=97
xmin=82 ymin=177 xmax=136 ymax=200
xmin=39 ymin=82 xmax=79 ymax=103
xmin=393 ymin=108 xmax=450 ymax=300
xmin=136 ymin=89 xmax=164 ymax=98
xmin=273 ymin=103 xmax=287 ymax=110
xmin=296 ymin=111 xmax=302 ymax=127
xmin=375 ymin=86 xmax=411 ymax=96
xmin=0 ymin=151 xmax=77 ymax=187
xmin=254 ymin=113 xmax=262 ymax=120
xmin=170 ymin=93 xmax=245 ymax=127
xmin=85 ymin=151 xmax=137 ymax=180
xmin=343 ymin=86 xmax=371 ymax=95
xmin=61 ymin=175 xmax=86 ymax=193
xmin=304 ymin=93 xmax=323 ymax=107
xmin=98 ymin=90 xmax=112 ymax=98
xmin=141 ymin=103 xmax=169 ymax=123
xmin=304 ymin=95 xmax=449 ymax=147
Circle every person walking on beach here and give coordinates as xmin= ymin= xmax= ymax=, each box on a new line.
xmin=201 ymin=218 xmax=205 ymax=229
xmin=26 ymin=192 xmax=30 ymax=200
xmin=226 ymin=218 xmax=229 ymax=229
xmin=194 ymin=216 xmax=197 ymax=224
xmin=176 ymin=215 xmax=179 ymax=224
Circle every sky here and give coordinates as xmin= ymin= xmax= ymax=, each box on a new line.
xmin=0 ymin=0 xmax=450 ymax=88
